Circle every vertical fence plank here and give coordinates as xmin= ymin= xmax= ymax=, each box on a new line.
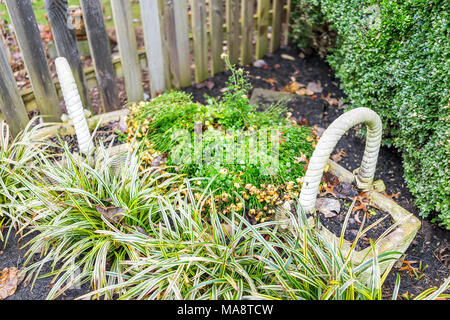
xmin=241 ymin=0 xmax=255 ymax=65
xmin=190 ymin=0 xmax=209 ymax=83
xmin=5 ymin=0 xmax=62 ymax=122
xmin=0 ymin=42 xmax=29 ymax=136
xmin=140 ymin=0 xmax=167 ymax=96
xmin=44 ymin=0 xmax=91 ymax=110
xmin=173 ymin=0 xmax=191 ymax=87
xmin=209 ymin=0 xmax=224 ymax=75
xmin=162 ymin=0 xmax=181 ymax=89
xmin=270 ymin=0 xmax=283 ymax=52
xmin=111 ymin=0 xmax=143 ymax=102
xmin=284 ymin=0 xmax=292 ymax=46
xmin=226 ymin=0 xmax=240 ymax=65
xmin=80 ymin=0 xmax=119 ymax=112
xmin=255 ymin=0 xmax=270 ymax=59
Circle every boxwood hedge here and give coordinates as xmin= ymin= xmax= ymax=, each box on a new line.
xmin=290 ymin=0 xmax=449 ymax=228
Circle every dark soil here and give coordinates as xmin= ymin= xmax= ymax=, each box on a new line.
xmin=2 ymin=45 xmax=448 ymax=300
xmin=317 ymin=195 xmax=395 ymax=252
xmin=47 ymin=121 xmax=124 ymax=154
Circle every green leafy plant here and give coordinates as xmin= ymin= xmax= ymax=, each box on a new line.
xmin=0 ymin=120 xmax=51 ymax=242
xmin=125 ymin=58 xmax=315 ymax=222
xmin=290 ymin=0 xmax=450 ymax=228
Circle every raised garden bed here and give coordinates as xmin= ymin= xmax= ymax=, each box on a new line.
xmin=2 ymin=47 xmax=448 ymax=300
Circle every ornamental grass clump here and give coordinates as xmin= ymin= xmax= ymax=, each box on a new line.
xmin=124 ymin=59 xmax=315 ymax=222
xmin=5 ymin=140 xmax=448 ymax=300
xmin=8 ymin=142 xmax=182 ymax=299
xmin=0 ymin=120 xmax=52 ymax=242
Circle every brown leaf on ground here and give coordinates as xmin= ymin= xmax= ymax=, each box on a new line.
xmin=264 ymin=78 xmax=278 ymax=86
xmin=400 ymin=260 xmax=418 ymax=277
xmin=321 ymin=92 xmax=339 ymax=106
xmin=95 ymin=205 xmax=125 ymax=224
xmin=331 ymin=148 xmax=348 ymax=163
xmin=320 ymin=184 xmax=338 ymax=198
xmin=322 ymin=172 xmax=340 ymax=186
xmin=282 ymin=81 xmax=303 ymax=93
xmin=383 ymin=191 xmax=401 ymax=200
xmin=316 ymin=197 xmax=341 ymax=218
xmin=196 ymin=80 xmax=215 ymax=90
xmin=306 ymin=81 xmax=323 ymax=93
xmin=0 ymin=267 xmax=22 ymax=300
xmin=352 ymin=192 xmax=371 ymax=217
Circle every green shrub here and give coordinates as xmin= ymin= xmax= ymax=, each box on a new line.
xmin=125 ymin=60 xmax=315 ymax=222
xmin=290 ymin=0 xmax=450 ymax=228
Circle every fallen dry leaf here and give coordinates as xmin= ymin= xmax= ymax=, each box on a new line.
xmin=282 ymin=81 xmax=304 ymax=93
xmin=281 ymin=54 xmax=295 ymax=61
xmin=0 ymin=267 xmax=22 ymax=300
xmin=321 ymin=92 xmax=339 ymax=106
xmin=306 ymin=81 xmax=323 ymax=93
xmin=95 ymin=205 xmax=125 ymax=224
xmin=264 ymin=78 xmax=278 ymax=86
xmin=400 ymin=260 xmax=418 ymax=277
xmin=316 ymin=197 xmax=341 ymax=218
xmin=331 ymin=148 xmax=348 ymax=163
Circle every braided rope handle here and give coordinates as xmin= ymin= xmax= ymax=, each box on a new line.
xmin=299 ymin=107 xmax=382 ymax=212
xmin=55 ymin=57 xmax=92 ymax=154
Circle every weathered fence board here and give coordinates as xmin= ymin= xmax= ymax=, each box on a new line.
xmin=255 ymin=0 xmax=270 ymax=59
xmin=162 ymin=0 xmax=182 ymax=89
xmin=226 ymin=0 xmax=240 ymax=65
xmin=191 ymin=0 xmax=209 ymax=82
xmin=172 ymin=0 xmax=192 ymax=88
xmin=5 ymin=0 xmax=62 ymax=122
xmin=240 ymin=0 xmax=255 ymax=65
xmin=270 ymin=0 xmax=284 ymax=52
xmin=0 ymin=42 xmax=29 ymax=136
xmin=111 ymin=0 xmax=143 ymax=102
xmin=80 ymin=0 xmax=119 ymax=112
xmin=44 ymin=0 xmax=91 ymax=110
xmin=209 ymin=0 xmax=225 ymax=74
xmin=140 ymin=0 xmax=167 ymax=96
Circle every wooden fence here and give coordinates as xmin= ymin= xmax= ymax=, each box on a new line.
xmin=0 ymin=0 xmax=292 ymax=136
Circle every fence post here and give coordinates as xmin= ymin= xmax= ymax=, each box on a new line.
xmin=172 ymin=0 xmax=191 ymax=88
xmin=140 ymin=0 xmax=167 ymax=96
xmin=241 ymin=0 xmax=255 ymax=65
xmin=270 ymin=0 xmax=284 ymax=53
xmin=226 ymin=0 xmax=240 ymax=65
xmin=5 ymin=0 xmax=62 ymax=122
xmin=44 ymin=0 xmax=91 ymax=110
xmin=80 ymin=0 xmax=119 ymax=112
xmin=110 ymin=0 xmax=143 ymax=102
xmin=161 ymin=0 xmax=182 ymax=89
xmin=0 ymin=42 xmax=29 ymax=136
xmin=190 ymin=0 xmax=209 ymax=83
xmin=209 ymin=0 xmax=225 ymax=75
xmin=255 ymin=0 xmax=270 ymax=59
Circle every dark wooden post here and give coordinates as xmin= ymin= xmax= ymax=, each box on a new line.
xmin=5 ymin=0 xmax=62 ymax=122
xmin=44 ymin=0 xmax=91 ymax=110
xmin=80 ymin=0 xmax=119 ymax=112
xmin=0 ymin=42 xmax=29 ymax=136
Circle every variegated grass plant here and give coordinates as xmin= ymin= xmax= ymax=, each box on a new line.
xmin=0 ymin=120 xmax=54 ymax=243
xmin=4 ymin=137 xmax=448 ymax=300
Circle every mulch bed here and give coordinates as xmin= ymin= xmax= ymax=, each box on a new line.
xmin=1 ymin=45 xmax=448 ymax=300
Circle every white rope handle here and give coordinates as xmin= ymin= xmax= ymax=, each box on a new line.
xmin=299 ymin=107 xmax=382 ymax=212
xmin=55 ymin=57 xmax=92 ymax=154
